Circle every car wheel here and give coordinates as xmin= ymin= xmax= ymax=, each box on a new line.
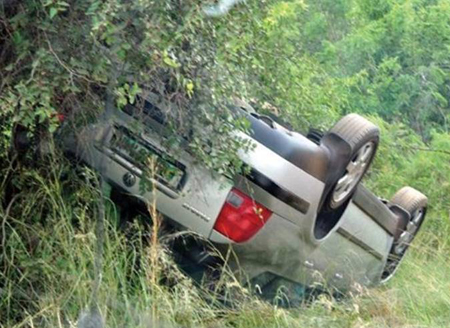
xmin=381 ymin=187 xmax=427 ymax=282
xmin=326 ymin=114 xmax=380 ymax=210
xmin=391 ymin=187 xmax=428 ymax=255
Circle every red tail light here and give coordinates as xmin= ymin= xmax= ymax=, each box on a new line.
xmin=51 ymin=113 xmax=65 ymax=123
xmin=213 ymin=188 xmax=273 ymax=243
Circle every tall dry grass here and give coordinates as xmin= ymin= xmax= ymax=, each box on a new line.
xmin=1 ymin=160 xmax=450 ymax=328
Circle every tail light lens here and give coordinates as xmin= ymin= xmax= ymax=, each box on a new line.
xmin=57 ymin=113 xmax=65 ymax=122
xmin=51 ymin=113 xmax=65 ymax=123
xmin=213 ymin=188 xmax=273 ymax=243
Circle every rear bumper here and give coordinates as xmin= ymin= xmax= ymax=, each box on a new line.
xmin=73 ymin=121 xmax=234 ymax=238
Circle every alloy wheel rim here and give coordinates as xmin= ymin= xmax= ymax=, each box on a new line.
xmin=332 ymin=141 xmax=375 ymax=205
xmin=394 ymin=208 xmax=424 ymax=255
xmin=382 ymin=207 xmax=424 ymax=282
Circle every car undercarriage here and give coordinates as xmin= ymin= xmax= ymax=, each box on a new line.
xmin=63 ymin=96 xmax=427 ymax=296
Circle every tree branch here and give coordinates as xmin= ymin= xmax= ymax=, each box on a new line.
xmin=395 ymin=144 xmax=450 ymax=156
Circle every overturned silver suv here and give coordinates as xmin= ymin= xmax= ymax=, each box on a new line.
xmin=69 ymin=93 xmax=427 ymax=295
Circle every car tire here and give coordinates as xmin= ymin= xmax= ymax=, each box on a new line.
xmin=381 ymin=186 xmax=427 ymax=282
xmin=390 ymin=187 xmax=427 ymax=255
xmin=326 ymin=114 xmax=380 ymax=210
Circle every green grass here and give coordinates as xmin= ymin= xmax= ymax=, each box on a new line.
xmin=1 ymin=163 xmax=450 ymax=328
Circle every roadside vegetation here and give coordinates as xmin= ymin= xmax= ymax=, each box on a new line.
xmin=1 ymin=0 xmax=450 ymax=327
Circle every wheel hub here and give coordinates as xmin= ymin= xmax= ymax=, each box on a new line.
xmin=332 ymin=141 xmax=375 ymax=205
xmin=394 ymin=209 xmax=424 ymax=254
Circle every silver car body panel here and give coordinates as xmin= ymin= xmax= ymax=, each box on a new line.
xmin=214 ymin=178 xmax=392 ymax=289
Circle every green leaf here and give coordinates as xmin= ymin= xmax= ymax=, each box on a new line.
xmin=50 ymin=7 xmax=58 ymax=19
xmin=12 ymin=31 xmax=23 ymax=45
xmin=162 ymin=51 xmax=181 ymax=68
xmin=186 ymin=81 xmax=194 ymax=97
xmin=49 ymin=124 xmax=58 ymax=133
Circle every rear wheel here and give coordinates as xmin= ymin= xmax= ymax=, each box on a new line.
xmin=381 ymin=187 xmax=428 ymax=282
xmin=326 ymin=114 xmax=380 ymax=210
